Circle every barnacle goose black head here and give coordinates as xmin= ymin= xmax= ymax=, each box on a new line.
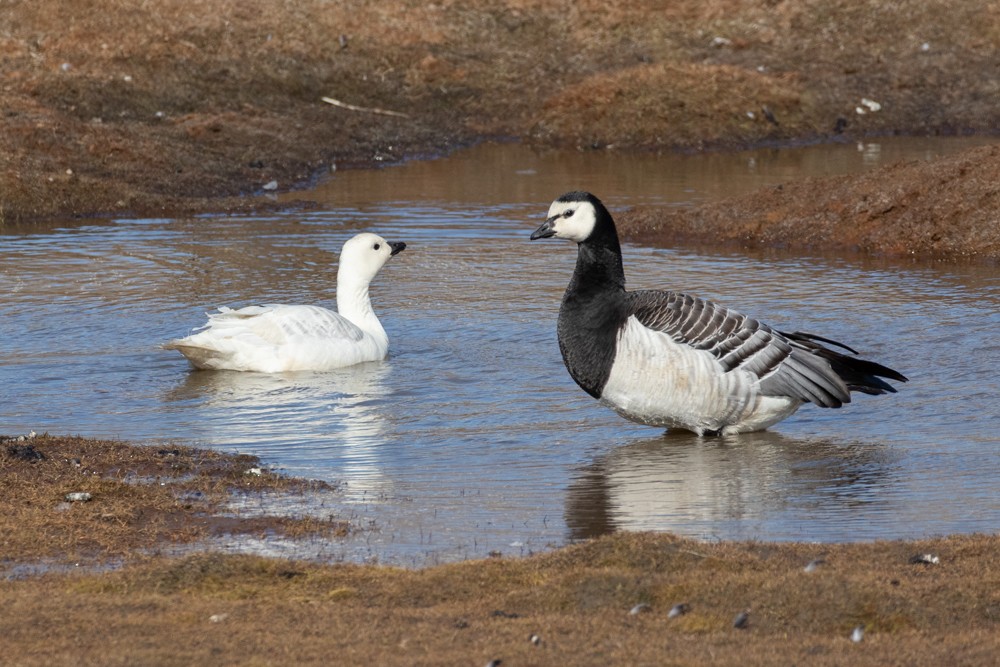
xmin=530 ymin=191 xmax=615 ymax=245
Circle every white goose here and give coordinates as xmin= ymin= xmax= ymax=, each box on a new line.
xmin=530 ymin=191 xmax=907 ymax=435
xmin=164 ymin=232 xmax=406 ymax=372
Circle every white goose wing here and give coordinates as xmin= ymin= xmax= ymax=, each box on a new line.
xmin=626 ymin=290 xmax=852 ymax=407
xmin=209 ymin=305 xmax=366 ymax=345
xmin=166 ymin=304 xmax=375 ymax=372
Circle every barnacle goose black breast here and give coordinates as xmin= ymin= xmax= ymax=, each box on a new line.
xmin=530 ymin=191 xmax=907 ymax=436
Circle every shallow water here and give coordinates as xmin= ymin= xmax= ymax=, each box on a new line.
xmin=3 ymin=139 xmax=999 ymax=565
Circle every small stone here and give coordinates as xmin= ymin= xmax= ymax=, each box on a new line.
xmin=668 ymin=603 xmax=691 ymax=619
xmin=860 ymin=97 xmax=881 ymax=112
xmin=486 ymin=661 xmax=502 ymax=667
xmin=733 ymin=610 xmax=750 ymax=629
xmin=851 ymin=625 xmax=865 ymax=643
xmin=629 ymin=603 xmax=651 ymax=615
xmin=529 ymin=634 xmax=541 ymax=645
xmin=209 ymin=613 xmax=229 ymax=623
xmin=65 ymin=492 xmax=92 ymax=502
xmin=262 ymin=180 xmax=278 ymax=191
xmin=246 ymin=467 xmax=263 ymax=476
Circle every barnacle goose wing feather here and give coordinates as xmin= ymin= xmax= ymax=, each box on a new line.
xmin=625 ymin=289 xmax=903 ymax=408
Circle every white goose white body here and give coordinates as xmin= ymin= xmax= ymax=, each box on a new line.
xmin=531 ymin=191 xmax=906 ymax=436
xmin=165 ymin=232 xmax=405 ymax=372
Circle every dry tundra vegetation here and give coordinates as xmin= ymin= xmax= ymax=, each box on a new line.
xmin=2 ymin=0 xmax=999 ymax=664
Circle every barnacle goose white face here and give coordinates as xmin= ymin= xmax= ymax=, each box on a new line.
xmin=339 ymin=232 xmax=406 ymax=283
xmin=533 ymin=199 xmax=598 ymax=243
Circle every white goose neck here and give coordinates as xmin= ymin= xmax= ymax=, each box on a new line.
xmin=336 ymin=278 xmax=387 ymax=342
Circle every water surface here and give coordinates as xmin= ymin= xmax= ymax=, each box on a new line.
xmin=3 ymin=139 xmax=999 ymax=565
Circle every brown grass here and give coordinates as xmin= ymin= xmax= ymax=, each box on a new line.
xmin=1 ymin=0 xmax=998 ymax=226
xmin=1 ymin=531 xmax=998 ymax=665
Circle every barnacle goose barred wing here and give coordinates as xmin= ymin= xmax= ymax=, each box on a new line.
xmin=625 ymin=290 xmax=855 ymax=408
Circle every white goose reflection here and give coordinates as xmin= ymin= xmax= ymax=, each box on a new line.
xmin=164 ymin=362 xmax=393 ymax=499
xmin=566 ymin=431 xmax=897 ymax=541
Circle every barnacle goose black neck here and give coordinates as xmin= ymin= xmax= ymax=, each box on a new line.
xmin=530 ymin=191 xmax=907 ymax=436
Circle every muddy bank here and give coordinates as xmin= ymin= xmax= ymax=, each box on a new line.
xmin=0 ymin=434 xmax=344 ymax=564
xmin=1 ymin=0 xmax=998 ymax=258
xmin=620 ymin=144 xmax=1000 ymax=260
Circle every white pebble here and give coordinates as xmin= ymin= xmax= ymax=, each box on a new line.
xmin=65 ymin=492 xmax=92 ymax=502
xmin=804 ymin=558 xmax=826 ymax=573
xmin=629 ymin=603 xmax=651 ymax=615
xmin=262 ymin=180 xmax=278 ymax=191
xmin=851 ymin=625 xmax=865 ymax=642
xmin=860 ymin=97 xmax=881 ymax=112
xmin=668 ymin=603 xmax=690 ymax=618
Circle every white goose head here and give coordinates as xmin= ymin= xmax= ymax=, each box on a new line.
xmin=337 ymin=232 xmax=406 ymax=286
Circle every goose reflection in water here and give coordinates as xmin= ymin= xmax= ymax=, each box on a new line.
xmin=164 ymin=362 xmax=394 ymax=499
xmin=565 ymin=430 xmax=897 ymax=541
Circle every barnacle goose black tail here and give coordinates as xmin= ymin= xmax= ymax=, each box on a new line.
xmin=782 ymin=331 xmax=909 ymax=396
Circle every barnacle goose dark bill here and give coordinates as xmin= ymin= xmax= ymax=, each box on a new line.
xmin=530 ymin=190 xmax=907 ymax=436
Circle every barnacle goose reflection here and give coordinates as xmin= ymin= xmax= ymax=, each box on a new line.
xmin=530 ymin=191 xmax=906 ymax=436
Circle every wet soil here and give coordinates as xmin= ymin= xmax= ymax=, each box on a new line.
xmin=1 ymin=0 xmax=999 ymax=257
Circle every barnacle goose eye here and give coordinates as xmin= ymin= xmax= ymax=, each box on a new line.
xmin=373 ymin=243 xmax=381 ymax=250
xmin=563 ymin=209 xmax=574 ymax=218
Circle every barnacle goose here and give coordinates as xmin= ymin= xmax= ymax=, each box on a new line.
xmin=164 ymin=232 xmax=406 ymax=372
xmin=530 ymin=191 xmax=906 ymax=435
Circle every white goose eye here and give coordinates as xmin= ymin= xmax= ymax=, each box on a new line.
xmin=373 ymin=243 xmax=381 ymax=250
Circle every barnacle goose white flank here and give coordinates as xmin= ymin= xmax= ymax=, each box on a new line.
xmin=164 ymin=232 xmax=406 ymax=372
xmin=530 ymin=191 xmax=907 ymax=435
